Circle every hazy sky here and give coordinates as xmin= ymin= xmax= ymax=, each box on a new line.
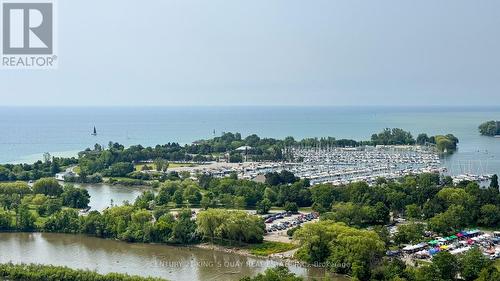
xmin=1 ymin=0 xmax=500 ymax=106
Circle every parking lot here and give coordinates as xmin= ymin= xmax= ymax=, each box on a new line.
xmin=262 ymin=211 xmax=319 ymax=242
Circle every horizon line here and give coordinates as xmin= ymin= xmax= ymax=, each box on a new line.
xmin=1 ymin=104 xmax=500 ymax=108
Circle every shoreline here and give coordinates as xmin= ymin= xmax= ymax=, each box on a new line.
xmin=0 ymin=231 xmax=341 ymax=280
xmin=0 ymin=230 xmax=300 ymax=264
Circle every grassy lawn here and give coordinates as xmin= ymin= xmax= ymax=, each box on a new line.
xmin=245 ymin=241 xmax=297 ymax=256
xmin=298 ymin=206 xmax=313 ymax=212
xmin=495 ymin=259 xmax=500 ymax=270
xmin=134 ymin=163 xmax=157 ymax=171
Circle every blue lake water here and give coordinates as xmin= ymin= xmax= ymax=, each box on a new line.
xmin=0 ymin=106 xmax=499 ymax=175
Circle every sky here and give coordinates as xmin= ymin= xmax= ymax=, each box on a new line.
xmin=1 ymin=0 xmax=500 ymax=106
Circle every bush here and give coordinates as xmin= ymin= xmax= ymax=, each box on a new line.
xmin=61 ymin=184 xmax=90 ymax=208
xmin=32 ymin=178 xmax=62 ymax=196
xmin=0 ymin=263 xmax=166 ymax=281
xmin=286 ymin=226 xmax=300 ymax=237
xmin=197 ymin=209 xmax=265 ymax=244
xmin=0 ymin=211 xmax=12 ymax=230
xmin=284 ymin=202 xmax=298 ymax=213
xmin=240 ymin=266 xmax=303 ymax=281
xmin=0 ymin=182 xmax=32 ymax=195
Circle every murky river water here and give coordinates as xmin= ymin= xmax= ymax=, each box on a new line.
xmin=0 ymin=233 xmax=345 ymax=281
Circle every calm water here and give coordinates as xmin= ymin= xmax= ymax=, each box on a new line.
xmin=1 ymin=106 xmax=499 ymax=175
xmin=0 ymin=233 xmax=339 ymax=281
xmin=76 ymin=183 xmax=150 ymax=211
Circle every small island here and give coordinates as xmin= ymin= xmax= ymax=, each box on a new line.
xmin=478 ymin=120 xmax=500 ymax=137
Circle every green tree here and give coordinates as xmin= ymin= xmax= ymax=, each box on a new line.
xmin=256 ymin=198 xmax=271 ymax=214
xmin=170 ymin=209 xmax=197 ymax=244
xmin=155 ymin=186 xmax=171 ymax=205
xmin=459 ymin=248 xmax=491 ymax=281
xmin=405 ymin=204 xmax=422 ymax=219
xmin=80 ymin=210 xmax=105 ymax=236
xmin=0 ymin=211 xmax=11 ymax=230
xmin=151 ymin=213 xmax=175 ymax=243
xmin=432 ymin=251 xmax=459 ymax=281
xmin=284 ymin=202 xmax=298 ymax=213
xmin=490 ymin=174 xmax=499 ymax=188
xmin=394 ymin=222 xmax=425 ymax=244
xmin=476 ymin=265 xmax=500 ymax=281
xmin=17 ymin=204 xmax=36 ymax=231
xmin=416 ymin=133 xmax=430 ymax=145
xmin=310 ymin=184 xmax=336 ymax=213
xmin=478 ymin=204 xmax=500 ymax=226
xmin=239 ymin=266 xmax=303 ymax=281
xmin=134 ymin=191 xmax=155 ymax=210
xmin=44 ymin=209 xmax=80 ymax=233
xmin=429 ymin=205 xmax=468 ymax=235
xmin=436 ymin=188 xmax=474 ymax=208
xmin=37 ymin=198 xmax=62 ymax=216
xmin=478 ymin=120 xmax=500 ymax=136
xmin=294 ymin=221 xmax=384 ymax=280
xmin=196 ymin=209 xmax=224 ymax=243
xmin=61 ymin=184 xmax=90 ymax=208
xmin=104 ymin=162 xmax=134 ymax=177
xmin=120 ymin=209 xmax=153 ymax=242
xmin=183 ymin=185 xmax=202 ymax=206
xmin=173 ymin=189 xmax=184 ymax=207
xmin=415 ymin=264 xmax=444 ymax=281
xmin=154 ymin=158 xmax=166 ymax=172
xmin=196 ymin=209 xmax=264 ymax=244
xmin=32 ymin=178 xmax=63 ymax=196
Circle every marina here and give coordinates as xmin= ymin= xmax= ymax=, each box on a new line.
xmin=165 ymin=145 xmax=493 ymax=186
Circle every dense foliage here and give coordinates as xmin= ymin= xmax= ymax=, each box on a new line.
xmin=478 ymin=120 xmax=500 ymax=136
xmin=0 ymin=157 xmax=77 ymax=181
xmin=242 ymin=258 xmax=500 ymax=281
xmin=197 ymin=209 xmax=265 ymax=244
xmin=294 ymin=221 xmax=385 ymax=280
xmin=371 ymin=128 xmax=416 ymax=145
xmin=307 ymin=174 xmax=500 ymax=232
xmin=0 ymin=178 xmax=267 ymax=246
xmin=240 ymin=266 xmax=303 ymax=281
xmin=0 ymin=179 xmax=90 ymax=231
xmin=0 ymin=263 xmax=166 ymax=281
xmin=369 ymin=249 xmax=499 ymax=281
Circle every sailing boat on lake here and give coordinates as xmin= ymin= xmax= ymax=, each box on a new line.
xmin=91 ymin=126 xmax=97 ymax=136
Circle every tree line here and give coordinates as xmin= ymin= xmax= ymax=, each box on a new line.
xmin=0 ymin=129 xmax=458 ymax=183
xmin=0 ymin=263 xmax=166 ymax=281
xmin=0 ymin=157 xmax=77 ymax=182
xmin=241 ymin=248 xmax=500 ymax=281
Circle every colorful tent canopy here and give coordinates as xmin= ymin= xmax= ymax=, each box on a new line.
xmin=466 ymin=230 xmax=480 ymax=236
xmin=429 ymin=248 xmax=439 ymax=255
